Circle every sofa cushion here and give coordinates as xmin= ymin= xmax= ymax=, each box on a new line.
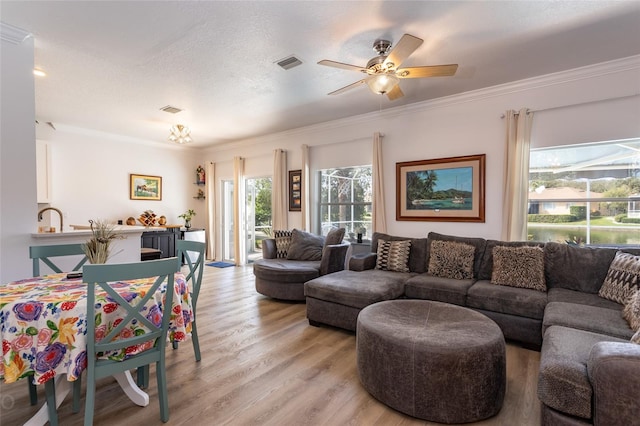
xmin=404 ymin=274 xmax=474 ymax=306
xmin=324 ymin=227 xmax=345 ymax=246
xmin=427 ymin=240 xmax=475 ymax=280
xmin=426 ymin=232 xmax=487 ymax=279
xmin=491 ymin=245 xmax=546 ymax=292
xmin=538 ymin=325 xmax=627 ymax=420
xmin=253 ymin=258 xmax=321 ymax=283
xmin=375 ymin=239 xmax=411 ymax=272
xmin=478 ymin=240 xmax=545 ymax=281
xmin=371 ymin=232 xmax=429 ymax=273
xmin=466 ymin=280 xmax=547 ymax=319
xmin=547 ymin=287 xmax=623 ymax=310
xmin=599 ymin=251 xmax=640 ymax=304
xmin=623 ymin=291 xmax=640 ymax=331
xmin=287 ymin=229 xmax=324 ymax=261
xmin=304 ymin=269 xmax=409 ymax=309
xmin=273 ymin=230 xmax=293 ymax=258
xmin=544 ymin=242 xmax=617 ymax=294
xmin=543 ymin=302 xmax=633 ymax=340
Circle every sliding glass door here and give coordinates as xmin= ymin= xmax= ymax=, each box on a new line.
xmin=246 ymin=177 xmax=272 ymax=262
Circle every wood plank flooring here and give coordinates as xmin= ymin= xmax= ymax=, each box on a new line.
xmin=0 ymin=265 xmax=541 ymax=425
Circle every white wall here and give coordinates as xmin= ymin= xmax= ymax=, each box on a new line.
xmin=1 ymin=24 xmax=37 ymax=283
xmin=202 ymin=56 xmax=640 ymax=258
xmin=36 ymin=127 xmax=204 ymax=230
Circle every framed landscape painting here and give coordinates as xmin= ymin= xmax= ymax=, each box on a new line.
xmin=396 ymin=154 xmax=485 ymax=222
xmin=130 ymin=174 xmax=162 ymax=201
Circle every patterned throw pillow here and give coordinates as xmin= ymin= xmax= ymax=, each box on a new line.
xmin=632 ymin=329 xmax=640 ymax=345
xmin=273 ymin=230 xmax=293 ymax=259
xmin=599 ymin=251 xmax=640 ymax=304
xmin=375 ymin=239 xmax=411 ymax=273
xmin=427 ymin=240 xmax=475 ymax=280
xmin=491 ymin=246 xmax=546 ymax=292
xmin=623 ymin=291 xmax=640 ymax=332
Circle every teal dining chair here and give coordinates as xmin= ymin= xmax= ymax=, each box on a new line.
xmin=70 ymin=257 xmax=181 ymax=424
xmin=28 ymin=244 xmax=88 ymax=407
xmin=30 ymin=243 xmax=88 ymax=277
xmin=173 ymin=239 xmax=206 ymax=361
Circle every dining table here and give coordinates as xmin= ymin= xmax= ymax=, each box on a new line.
xmin=0 ymin=271 xmax=193 ymax=425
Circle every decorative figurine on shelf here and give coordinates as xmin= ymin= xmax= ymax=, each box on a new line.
xmin=196 ymin=165 xmax=205 ymax=184
xmin=197 ymin=189 xmax=205 ymax=199
xmin=178 ymin=209 xmax=196 ymax=229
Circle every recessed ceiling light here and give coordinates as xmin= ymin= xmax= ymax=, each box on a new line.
xmin=33 ymin=68 xmax=46 ymax=77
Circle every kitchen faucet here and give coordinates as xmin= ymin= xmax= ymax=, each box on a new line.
xmin=37 ymin=207 xmax=63 ymax=232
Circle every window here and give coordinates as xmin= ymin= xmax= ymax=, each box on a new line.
xmin=318 ymin=166 xmax=372 ymax=238
xmin=528 ymin=138 xmax=640 ymax=245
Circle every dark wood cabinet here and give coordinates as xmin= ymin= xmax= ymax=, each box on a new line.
xmin=141 ymin=228 xmax=179 ymax=258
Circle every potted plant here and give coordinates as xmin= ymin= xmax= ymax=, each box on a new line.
xmin=82 ymin=219 xmax=124 ymax=264
xmin=178 ymin=209 xmax=196 ymax=229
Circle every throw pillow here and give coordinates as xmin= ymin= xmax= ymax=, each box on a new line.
xmin=273 ymin=230 xmax=293 ymax=259
xmin=623 ymin=290 xmax=640 ymax=332
xmin=491 ymin=246 xmax=546 ymax=292
xmin=427 ymin=240 xmax=475 ymax=280
xmin=375 ymin=239 xmax=411 ymax=273
xmin=325 ymin=227 xmax=345 ymax=246
xmin=632 ymin=329 xmax=640 ymax=345
xmin=286 ymin=229 xmax=325 ymax=261
xmin=599 ymin=251 xmax=640 ymax=304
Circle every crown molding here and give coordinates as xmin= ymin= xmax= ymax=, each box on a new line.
xmin=0 ymin=22 xmax=32 ymax=44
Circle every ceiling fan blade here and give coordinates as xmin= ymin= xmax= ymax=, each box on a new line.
xmin=327 ymin=79 xmax=366 ymax=95
xmin=383 ymin=34 xmax=423 ymax=69
xmin=318 ymin=60 xmax=368 ymax=73
xmin=396 ymin=64 xmax=459 ymax=78
xmin=386 ymin=84 xmax=404 ymax=101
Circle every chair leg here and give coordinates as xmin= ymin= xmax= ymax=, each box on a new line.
xmin=44 ymin=378 xmax=58 ymax=426
xmin=84 ymin=374 xmax=96 ymax=426
xmin=172 ymin=340 xmax=179 ymax=350
xmin=156 ymin=361 xmax=170 ymax=422
xmin=136 ymin=365 xmax=150 ymax=389
xmin=72 ymin=375 xmax=82 ymax=413
xmin=191 ymin=320 xmax=201 ymax=362
xmin=28 ymin=376 xmax=38 ymax=405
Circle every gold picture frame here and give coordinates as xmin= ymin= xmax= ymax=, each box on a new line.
xmin=130 ymin=174 xmax=162 ymax=201
xmin=396 ymin=154 xmax=485 ymax=222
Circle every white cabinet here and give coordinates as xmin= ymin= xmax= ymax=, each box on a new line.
xmin=36 ymin=140 xmax=51 ymax=203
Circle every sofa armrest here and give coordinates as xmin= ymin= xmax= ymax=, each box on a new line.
xmin=588 ymin=341 xmax=640 ymax=426
xmin=349 ymin=253 xmax=377 ymax=271
xmin=262 ymin=238 xmax=277 ymax=259
xmin=319 ymin=242 xmax=350 ymax=275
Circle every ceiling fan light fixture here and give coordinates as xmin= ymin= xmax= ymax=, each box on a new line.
xmin=367 ymin=74 xmax=399 ymax=95
xmin=168 ymin=124 xmax=192 ymax=144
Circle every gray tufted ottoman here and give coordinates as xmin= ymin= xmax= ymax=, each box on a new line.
xmin=357 ymin=300 xmax=506 ymax=423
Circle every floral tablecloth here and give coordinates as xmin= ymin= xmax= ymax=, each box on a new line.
xmin=0 ymin=272 xmax=192 ymax=385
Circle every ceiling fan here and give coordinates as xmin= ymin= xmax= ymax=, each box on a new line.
xmin=318 ymin=34 xmax=458 ymax=101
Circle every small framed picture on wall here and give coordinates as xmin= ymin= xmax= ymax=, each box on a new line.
xmin=289 ymin=170 xmax=302 ymax=211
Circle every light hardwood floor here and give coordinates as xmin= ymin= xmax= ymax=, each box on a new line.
xmin=0 ymin=265 xmax=541 ymax=425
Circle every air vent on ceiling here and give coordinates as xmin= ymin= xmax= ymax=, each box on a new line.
xmin=276 ymin=55 xmax=303 ymax=70
xmin=160 ymin=105 xmax=183 ymax=114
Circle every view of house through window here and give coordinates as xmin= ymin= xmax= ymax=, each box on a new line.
xmin=528 ymin=138 xmax=640 ymax=245
xmin=319 ymin=166 xmax=372 ymax=240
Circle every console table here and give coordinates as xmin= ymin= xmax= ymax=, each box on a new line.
xmin=141 ymin=226 xmax=181 ymax=258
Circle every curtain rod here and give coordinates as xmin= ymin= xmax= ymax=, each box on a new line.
xmin=500 ymin=93 xmax=639 ymax=118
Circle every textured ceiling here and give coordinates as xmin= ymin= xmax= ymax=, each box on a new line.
xmin=2 ymin=1 xmax=640 ymax=148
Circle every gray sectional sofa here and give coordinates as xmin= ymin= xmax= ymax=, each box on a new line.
xmin=303 ymin=231 xmax=640 ymax=425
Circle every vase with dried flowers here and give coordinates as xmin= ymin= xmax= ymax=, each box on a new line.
xmin=82 ymin=219 xmax=124 ymax=264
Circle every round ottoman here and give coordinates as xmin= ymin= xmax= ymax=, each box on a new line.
xmin=357 ymin=300 xmax=505 ymax=423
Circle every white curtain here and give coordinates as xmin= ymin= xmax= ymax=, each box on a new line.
xmin=502 ymin=108 xmax=534 ymax=241
xmin=301 ymin=144 xmax=311 ymax=232
xmin=372 ymin=132 xmax=387 ymax=233
xmin=233 ymin=156 xmax=246 ymax=265
xmin=272 ymin=149 xmax=288 ymax=231
xmin=205 ymin=162 xmax=215 ymax=260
